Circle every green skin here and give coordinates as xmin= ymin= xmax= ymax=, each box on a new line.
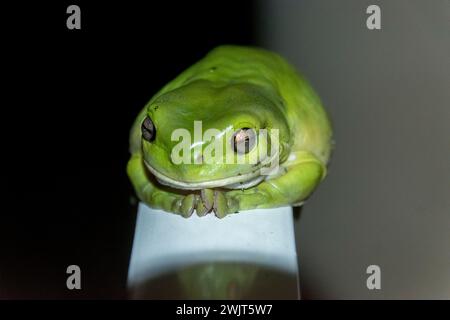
xmin=127 ymin=45 xmax=332 ymax=219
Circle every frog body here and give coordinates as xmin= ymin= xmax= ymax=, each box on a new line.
xmin=127 ymin=45 xmax=332 ymax=218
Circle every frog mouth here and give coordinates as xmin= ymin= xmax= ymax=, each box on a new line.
xmin=144 ymin=161 xmax=262 ymax=190
xmin=143 ymin=153 xmax=279 ymax=190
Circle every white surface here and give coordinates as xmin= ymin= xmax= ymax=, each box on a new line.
xmin=127 ymin=203 xmax=299 ymax=295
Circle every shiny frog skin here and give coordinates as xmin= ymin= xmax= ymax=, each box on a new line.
xmin=127 ymin=46 xmax=333 ymax=218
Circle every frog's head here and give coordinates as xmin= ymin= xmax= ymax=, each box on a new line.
xmin=140 ymin=80 xmax=290 ymax=190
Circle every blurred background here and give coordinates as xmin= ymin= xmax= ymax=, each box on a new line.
xmin=1 ymin=0 xmax=449 ymax=299
xmin=259 ymin=0 xmax=450 ymax=299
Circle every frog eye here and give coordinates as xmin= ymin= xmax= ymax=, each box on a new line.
xmin=141 ymin=116 xmax=155 ymax=142
xmin=232 ymin=128 xmax=256 ymax=154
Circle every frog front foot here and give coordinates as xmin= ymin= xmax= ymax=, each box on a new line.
xmin=196 ymin=189 xmax=239 ymax=219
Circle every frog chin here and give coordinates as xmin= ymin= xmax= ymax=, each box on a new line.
xmin=144 ymin=160 xmax=263 ymax=190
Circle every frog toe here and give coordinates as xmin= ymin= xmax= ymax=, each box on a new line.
xmin=182 ymin=194 xmax=197 ymax=218
xmin=196 ymin=189 xmax=214 ymax=217
xmin=200 ymin=189 xmax=214 ymax=211
xmin=213 ymin=190 xmax=238 ymax=218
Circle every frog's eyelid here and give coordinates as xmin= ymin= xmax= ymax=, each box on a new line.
xmin=233 ymin=122 xmax=258 ymax=132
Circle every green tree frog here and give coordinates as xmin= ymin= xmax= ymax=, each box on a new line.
xmin=127 ymin=46 xmax=332 ymax=218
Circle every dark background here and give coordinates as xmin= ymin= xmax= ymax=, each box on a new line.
xmin=1 ymin=1 xmax=257 ymax=299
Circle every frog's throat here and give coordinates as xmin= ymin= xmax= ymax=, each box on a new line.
xmin=143 ymin=153 xmax=279 ymax=191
